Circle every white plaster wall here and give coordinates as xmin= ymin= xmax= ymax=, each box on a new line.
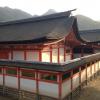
xmin=5 ymin=76 xmax=18 ymax=88
xmin=26 ymin=51 xmax=34 ymax=61
xmin=59 ymin=48 xmax=64 ymax=63
xmin=62 ymin=79 xmax=71 ymax=98
xmin=66 ymin=54 xmax=71 ymax=61
xmin=32 ymin=52 xmax=39 ymax=61
xmin=13 ymin=51 xmax=24 ymax=60
xmin=0 ymin=75 xmax=3 ymax=85
xmin=87 ymin=67 xmax=91 ymax=78
xmin=73 ymin=73 xmax=79 ymax=89
xmin=20 ymin=78 xmax=36 ymax=92
xmin=39 ymin=82 xmax=58 ymax=98
xmin=99 ymin=61 xmax=100 ymax=69
xmin=95 ymin=62 xmax=98 ymax=72
xmin=42 ymin=52 xmax=50 ymax=62
xmin=26 ymin=51 xmax=39 ymax=61
xmin=52 ymin=49 xmax=58 ymax=63
xmin=81 ymin=69 xmax=86 ymax=82
xmin=92 ymin=64 xmax=95 ymax=75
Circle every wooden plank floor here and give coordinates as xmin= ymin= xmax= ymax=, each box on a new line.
xmin=76 ymin=76 xmax=100 ymax=100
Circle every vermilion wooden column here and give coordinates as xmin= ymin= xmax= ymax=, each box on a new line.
xmin=58 ymin=48 xmax=60 ymax=63
xmin=3 ymin=67 xmax=5 ymax=95
xmin=36 ymin=70 xmax=40 ymax=99
xmin=58 ymin=73 xmax=62 ymax=100
xmin=39 ymin=51 xmax=41 ymax=62
xmin=11 ymin=50 xmax=13 ymax=60
xmin=17 ymin=67 xmax=20 ymax=90
xmin=90 ymin=62 xmax=92 ymax=80
xmin=71 ymin=48 xmax=73 ymax=59
xmin=79 ymin=67 xmax=81 ymax=90
xmin=94 ymin=61 xmax=96 ymax=76
xmin=85 ymin=64 xmax=88 ymax=85
xmin=50 ymin=46 xmax=52 ymax=63
xmin=24 ymin=50 xmax=26 ymax=60
xmin=81 ymin=48 xmax=84 ymax=57
xmin=70 ymin=70 xmax=73 ymax=99
xmin=64 ymin=47 xmax=66 ymax=62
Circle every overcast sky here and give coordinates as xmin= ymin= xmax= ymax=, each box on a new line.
xmin=0 ymin=0 xmax=100 ymax=21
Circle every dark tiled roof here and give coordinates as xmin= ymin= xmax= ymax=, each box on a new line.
xmin=0 ymin=10 xmax=75 ymax=44
xmin=79 ymin=29 xmax=100 ymax=43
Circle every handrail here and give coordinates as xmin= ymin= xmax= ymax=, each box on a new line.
xmin=0 ymin=53 xmax=99 ymax=72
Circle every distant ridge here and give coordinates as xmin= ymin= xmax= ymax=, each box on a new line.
xmin=0 ymin=7 xmax=100 ymax=30
xmin=43 ymin=9 xmax=56 ymax=15
xmin=76 ymin=15 xmax=100 ymax=30
xmin=43 ymin=9 xmax=100 ymax=30
xmin=0 ymin=7 xmax=32 ymax=22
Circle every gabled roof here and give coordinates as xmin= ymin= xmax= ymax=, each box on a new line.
xmin=79 ymin=29 xmax=100 ymax=43
xmin=0 ymin=10 xmax=75 ymax=44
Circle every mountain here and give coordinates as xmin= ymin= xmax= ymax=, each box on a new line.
xmin=76 ymin=15 xmax=100 ymax=30
xmin=43 ymin=9 xmax=56 ymax=15
xmin=0 ymin=7 xmax=100 ymax=30
xmin=43 ymin=10 xmax=100 ymax=30
xmin=0 ymin=7 xmax=32 ymax=22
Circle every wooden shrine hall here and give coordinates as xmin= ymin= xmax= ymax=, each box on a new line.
xmin=0 ymin=10 xmax=99 ymax=62
xmin=0 ymin=10 xmax=99 ymax=100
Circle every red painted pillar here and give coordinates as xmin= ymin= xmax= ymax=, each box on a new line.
xmin=17 ymin=67 xmax=20 ymax=90
xmin=64 ymin=47 xmax=66 ymax=62
xmin=39 ymin=51 xmax=41 ymax=62
xmin=81 ymin=48 xmax=84 ymax=57
xmin=11 ymin=50 xmax=13 ymax=60
xmin=79 ymin=67 xmax=81 ymax=90
xmin=58 ymin=48 xmax=60 ymax=63
xmin=90 ymin=62 xmax=92 ymax=79
xmin=24 ymin=50 xmax=26 ymax=60
xmin=3 ymin=67 xmax=5 ymax=94
xmin=71 ymin=48 xmax=73 ymax=59
xmin=71 ymin=70 xmax=73 ymax=99
xmin=50 ymin=46 xmax=52 ymax=63
xmin=58 ymin=73 xmax=62 ymax=100
xmin=36 ymin=70 xmax=40 ymax=99
xmin=85 ymin=64 xmax=88 ymax=85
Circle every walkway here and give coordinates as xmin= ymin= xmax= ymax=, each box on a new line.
xmin=77 ymin=76 xmax=100 ymax=100
xmin=0 ymin=76 xmax=100 ymax=100
xmin=0 ymin=96 xmax=11 ymax=100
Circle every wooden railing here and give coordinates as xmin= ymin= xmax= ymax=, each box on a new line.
xmin=0 ymin=53 xmax=99 ymax=100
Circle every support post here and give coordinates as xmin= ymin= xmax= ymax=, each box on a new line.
xmin=50 ymin=45 xmax=52 ymax=63
xmin=3 ymin=67 xmax=5 ymax=95
xmin=90 ymin=62 xmax=93 ymax=81
xmin=58 ymin=73 xmax=62 ymax=100
xmin=71 ymin=48 xmax=73 ymax=59
xmin=24 ymin=50 xmax=26 ymax=60
xmin=79 ymin=67 xmax=81 ymax=92
xmin=36 ymin=70 xmax=40 ymax=100
xmin=18 ymin=67 xmax=21 ymax=99
xmin=39 ymin=51 xmax=41 ymax=62
xmin=71 ymin=70 xmax=73 ymax=100
xmin=58 ymin=47 xmax=60 ymax=63
xmin=85 ymin=64 xmax=88 ymax=85
xmin=64 ymin=46 xmax=66 ymax=62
